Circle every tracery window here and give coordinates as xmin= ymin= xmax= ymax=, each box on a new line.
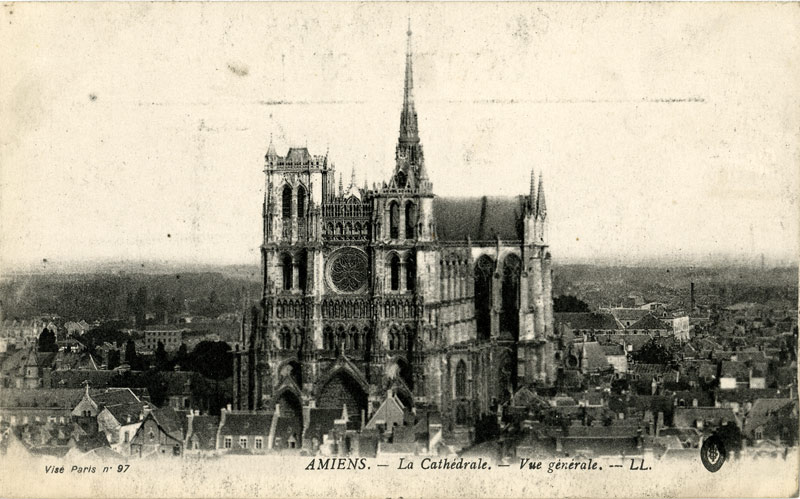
xmin=405 ymin=201 xmax=416 ymax=239
xmin=389 ymin=201 xmax=400 ymax=239
xmin=455 ymin=360 xmax=467 ymax=398
xmin=474 ymin=255 xmax=495 ymax=340
xmin=329 ymin=248 xmax=369 ymax=292
xmin=406 ymin=254 xmax=416 ymax=291
xmin=282 ymin=254 xmax=293 ymax=290
xmin=296 ymin=185 xmax=306 ymax=218
xmin=390 ymin=255 xmax=400 ymax=291
xmin=501 ymin=254 xmax=521 ymax=338
xmin=282 ymin=186 xmax=292 ymax=219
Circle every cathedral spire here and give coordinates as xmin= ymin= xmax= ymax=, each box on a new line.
xmin=399 ymin=19 xmax=419 ymax=146
xmin=529 ymin=169 xmax=536 ymax=209
xmin=266 ymin=133 xmax=277 ymax=160
xmin=536 ymin=173 xmax=547 ymax=219
xmin=338 ymin=173 xmax=343 ymax=197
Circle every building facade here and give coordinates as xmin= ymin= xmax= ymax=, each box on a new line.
xmin=233 ymin=27 xmax=556 ymax=441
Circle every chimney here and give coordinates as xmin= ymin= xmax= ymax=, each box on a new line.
xmin=690 ymin=282 xmax=695 ymax=313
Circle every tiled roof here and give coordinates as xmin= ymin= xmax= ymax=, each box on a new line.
xmin=94 ymin=388 xmax=141 ymax=407
xmin=735 ymin=351 xmax=768 ymax=363
xmin=510 ymin=387 xmax=549 ymax=408
xmin=630 ymin=363 xmax=677 ymax=376
xmin=285 ymin=147 xmax=312 ymax=163
xmin=0 ymin=389 xmax=85 ymax=409
xmin=51 ymin=370 xmax=115 ymax=389
xmin=103 ymin=403 xmax=144 ymax=425
xmin=595 ymin=334 xmax=652 ymax=351
xmin=151 ymin=408 xmax=185 ymax=439
xmin=433 ymin=196 xmax=525 ymax=242
xmin=715 ymin=388 xmax=780 ymax=404
xmin=144 ymin=325 xmax=188 ymax=332
xmin=572 ymin=341 xmax=610 ymax=372
xmin=627 ymin=314 xmax=670 ymax=331
xmin=557 ymin=426 xmax=640 ymax=438
xmin=743 ymin=398 xmax=797 ymax=434
xmin=555 ymin=313 xmax=621 ymax=331
xmin=219 ymin=412 xmax=271 ymax=437
xmin=601 ymin=344 xmax=625 ymax=356
xmin=673 ymin=407 xmax=737 ymax=428
xmin=720 ymin=361 xmax=750 ymax=380
xmin=186 ymin=415 xmax=220 ymax=450
xmin=606 ymin=308 xmax=651 ymax=322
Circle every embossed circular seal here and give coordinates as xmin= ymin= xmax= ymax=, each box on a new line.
xmin=700 ymin=435 xmax=727 ymax=472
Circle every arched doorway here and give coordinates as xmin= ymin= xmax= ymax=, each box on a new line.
xmin=317 ymin=369 xmax=368 ymax=419
xmin=474 ymin=255 xmax=495 ymax=340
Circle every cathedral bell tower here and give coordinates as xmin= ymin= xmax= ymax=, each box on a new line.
xmin=376 ymin=21 xmax=434 ymax=246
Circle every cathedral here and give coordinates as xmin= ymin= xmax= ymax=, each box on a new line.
xmin=233 ymin=25 xmax=556 ymax=444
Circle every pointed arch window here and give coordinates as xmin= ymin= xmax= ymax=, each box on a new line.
xmin=282 ymin=186 xmax=292 ymax=219
xmin=406 ymin=254 xmax=416 ymax=291
xmin=474 ymin=255 xmax=495 ymax=340
xmin=296 ymin=185 xmax=306 ymax=219
xmin=298 ymin=252 xmax=307 ymax=292
xmin=396 ymin=171 xmax=407 ymax=189
xmin=389 ymin=254 xmax=400 ymax=291
xmin=282 ymin=253 xmax=293 ymax=290
xmin=455 ymin=360 xmax=467 ymax=398
xmin=389 ymin=201 xmax=400 ymax=239
xmin=405 ymin=201 xmax=416 ymax=239
xmin=501 ymin=254 xmax=521 ymax=339
xmin=323 ymin=326 xmax=334 ymax=350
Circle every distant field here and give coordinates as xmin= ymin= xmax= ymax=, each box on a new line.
xmin=0 ymin=262 xmax=795 ymax=321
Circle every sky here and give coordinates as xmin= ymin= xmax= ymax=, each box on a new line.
xmin=1 ymin=3 xmax=798 ymax=270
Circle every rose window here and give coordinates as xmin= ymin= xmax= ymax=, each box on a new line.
xmin=329 ymin=248 xmax=369 ymax=292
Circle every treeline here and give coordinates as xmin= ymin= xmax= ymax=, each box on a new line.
xmin=553 ymin=264 xmax=798 ymax=310
xmin=0 ymin=273 xmax=261 ymax=322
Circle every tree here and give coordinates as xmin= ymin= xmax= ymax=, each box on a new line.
xmin=107 ymin=349 xmax=121 ymax=371
xmin=155 ymin=341 xmax=169 ymax=371
xmin=631 ymin=338 xmax=679 ymax=365
xmin=124 ymin=339 xmax=140 ymax=369
xmin=38 ymin=328 xmax=57 ymax=352
xmin=152 ymin=293 xmax=168 ymax=322
xmin=188 ymin=341 xmax=233 ymax=381
xmin=133 ymin=286 xmax=148 ymax=327
xmin=554 ymin=295 xmax=590 ymax=313
xmin=174 ymin=343 xmax=189 ymax=370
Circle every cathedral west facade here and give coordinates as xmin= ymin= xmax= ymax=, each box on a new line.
xmin=233 ymin=26 xmax=556 ymax=443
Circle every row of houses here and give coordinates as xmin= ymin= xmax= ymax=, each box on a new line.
xmin=1 ymin=383 xmax=447 ymax=460
xmin=556 ymin=309 xmax=690 ymax=341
